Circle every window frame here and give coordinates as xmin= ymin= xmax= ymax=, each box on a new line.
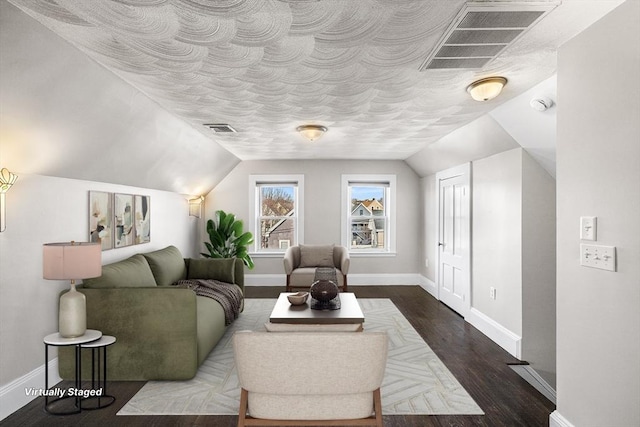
xmin=341 ymin=174 xmax=396 ymax=256
xmin=249 ymin=174 xmax=304 ymax=257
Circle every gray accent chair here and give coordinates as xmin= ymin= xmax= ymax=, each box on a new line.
xmin=233 ymin=331 xmax=387 ymax=426
xmin=283 ymin=244 xmax=350 ymax=292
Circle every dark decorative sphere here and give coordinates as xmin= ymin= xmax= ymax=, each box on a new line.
xmin=310 ymin=280 xmax=339 ymax=302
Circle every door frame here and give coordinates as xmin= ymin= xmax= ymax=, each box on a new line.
xmin=435 ymin=162 xmax=472 ymax=317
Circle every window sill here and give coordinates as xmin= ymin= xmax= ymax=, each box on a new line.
xmin=348 ymin=251 xmax=397 ymax=258
xmin=250 ymin=252 xmax=286 ymax=258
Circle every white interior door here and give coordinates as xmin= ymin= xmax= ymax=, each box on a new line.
xmin=436 ymin=163 xmax=471 ymax=317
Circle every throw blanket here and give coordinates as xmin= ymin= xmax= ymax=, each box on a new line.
xmin=174 ymin=279 xmax=243 ymax=325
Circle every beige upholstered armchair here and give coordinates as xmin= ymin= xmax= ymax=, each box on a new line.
xmin=283 ymin=244 xmax=350 ymax=292
xmin=233 ymin=331 xmax=387 ymax=427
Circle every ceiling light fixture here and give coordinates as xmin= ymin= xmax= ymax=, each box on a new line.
xmin=467 ymin=76 xmax=508 ymax=101
xmin=296 ymin=124 xmax=327 ymax=142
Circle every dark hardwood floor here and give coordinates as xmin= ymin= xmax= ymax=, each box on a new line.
xmin=2 ymin=286 xmax=555 ymax=427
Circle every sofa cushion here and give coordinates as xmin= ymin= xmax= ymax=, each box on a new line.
xmin=299 ymin=244 xmax=334 ymax=268
xmin=143 ymin=246 xmax=187 ymax=286
xmin=187 ymin=258 xmax=235 ymax=284
xmin=83 ymin=254 xmax=157 ymax=288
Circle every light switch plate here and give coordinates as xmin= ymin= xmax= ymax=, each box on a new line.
xmin=580 ymin=216 xmax=597 ymax=240
xmin=580 ymin=244 xmax=616 ymax=271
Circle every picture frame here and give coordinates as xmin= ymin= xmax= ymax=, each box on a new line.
xmin=134 ymin=194 xmax=151 ymax=244
xmin=114 ymin=193 xmax=134 ymax=248
xmin=89 ymin=191 xmax=113 ymax=251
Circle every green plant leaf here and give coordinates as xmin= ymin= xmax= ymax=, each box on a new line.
xmin=202 ymin=210 xmax=255 ymax=269
xmin=234 ymin=232 xmax=253 ymax=247
xmin=231 ymin=220 xmax=243 ymax=237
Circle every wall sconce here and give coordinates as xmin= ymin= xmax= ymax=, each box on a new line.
xmin=0 ymin=168 xmax=18 ymax=232
xmin=189 ymin=196 xmax=204 ymax=218
xmin=467 ymin=76 xmax=507 ymax=101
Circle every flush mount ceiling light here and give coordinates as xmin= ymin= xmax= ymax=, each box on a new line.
xmin=467 ymin=76 xmax=508 ymax=101
xmin=296 ymin=124 xmax=327 ymax=142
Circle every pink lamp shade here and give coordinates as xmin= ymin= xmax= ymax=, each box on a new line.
xmin=42 ymin=242 xmax=101 ymax=338
xmin=43 ymin=242 xmax=101 ymax=280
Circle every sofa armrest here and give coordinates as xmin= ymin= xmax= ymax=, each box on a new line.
xmin=283 ymin=246 xmax=297 ymax=275
xmin=233 ymin=258 xmax=245 ymax=291
xmin=185 ymin=257 xmax=245 ymax=292
xmin=58 ymin=287 xmax=199 ymax=380
xmin=334 ymin=245 xmax=350 ymax=275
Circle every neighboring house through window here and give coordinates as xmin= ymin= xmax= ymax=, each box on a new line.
xmin=341 ymin=174 xmax=396 ymax=255
xmin=249 ymin=175 xmax=304 ymax=255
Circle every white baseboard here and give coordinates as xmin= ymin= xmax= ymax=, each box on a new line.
xmin=244 ymin=273 xmax=426 ymax=287
xmin=417 ymin=275 xmax=437 ymax=298
xmin=509 ymin=364 xmax=556 ymax=404
xmin=466 ymin=308 xmax=522 ymax=359
xmin=0 ymin=358 xmax=61 ymax=421
xmin=550 ymin=410 xmax=575 ymax=427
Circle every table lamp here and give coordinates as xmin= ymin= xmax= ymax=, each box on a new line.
xmin=43 ymin=242 xmax=102 ymax=337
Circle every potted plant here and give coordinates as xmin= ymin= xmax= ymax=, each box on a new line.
xmin=201 ymin=210 xmax=254 ymax=269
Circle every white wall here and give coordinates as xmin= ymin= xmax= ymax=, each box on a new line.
xmin=0 ymin=173 xmax=200 ymax=414
xmin=555 ymin=0 xmax=640 ymax=425
xmin=206 ymin=160 xmax=421 ymax=278
xmin=405 ymin=115 xmax=520 ymax=177
xmin=420 ymin=175 xmax=437 ymax=281
xmin=472 ymin=148 xmax=524 ymax=336
xmin=468 ymin=147 xmax=556 ymax=385
xmin=521 ymin=151 xmax=556 ymax=387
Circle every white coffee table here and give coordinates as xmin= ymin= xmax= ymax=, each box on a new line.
xmin=269 ymin=292 xmax=364 ymax=327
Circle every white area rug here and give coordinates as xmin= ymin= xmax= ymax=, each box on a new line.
xmin=118 ymin=298 xmax=483 ymax=416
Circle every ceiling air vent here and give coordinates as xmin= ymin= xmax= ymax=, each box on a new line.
xmin=419 ymin=1 xmax=559 ymax=71
xmin=204 ymin=124 xmax=237 ymax=133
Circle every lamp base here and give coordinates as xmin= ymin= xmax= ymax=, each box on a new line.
xmin=59 ymin=283 xmax=86 ymax=338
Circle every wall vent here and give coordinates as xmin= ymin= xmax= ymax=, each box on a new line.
xmin=419 ymin=1 xmax=559 ymax=71
xmin=204 ymin=124 xmax=237 ymax=133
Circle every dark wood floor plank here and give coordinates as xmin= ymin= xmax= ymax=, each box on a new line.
xmin=0 ymin=286 xmax=554 ymax=427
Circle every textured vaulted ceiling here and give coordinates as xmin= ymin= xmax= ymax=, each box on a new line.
xmin=6 ymin=0 xmax=624 ymax=163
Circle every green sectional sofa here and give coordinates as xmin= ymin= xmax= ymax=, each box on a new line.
xmin=58 ymin=245 xmax=244 ymax=380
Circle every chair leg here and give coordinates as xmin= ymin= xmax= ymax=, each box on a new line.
xmin=286 ymin=275 xmax=291 ymax=292
xmin=343 ymin=274 xmax=348 ymax=292
xmin=238 ymin=388 xmax=249 ymax=427
xmin=373 ymin=388 xmax=383 ymax=427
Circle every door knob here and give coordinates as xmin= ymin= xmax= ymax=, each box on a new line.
xmin=438 ymin=242 xmax=444 ymax=246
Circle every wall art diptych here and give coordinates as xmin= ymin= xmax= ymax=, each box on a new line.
xmin=89 ymin=191 xmax=113 ymax=250
xmin=89 ymin=191 xmax=150 ymax=250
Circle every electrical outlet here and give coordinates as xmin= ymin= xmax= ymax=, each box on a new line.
xmin=580 ymin=216 xmax=597 ymax=241
xmin=490 ymin=287 xmax=496 ymax=300
xmin=580 ymin=244 xmax=616 ymax=271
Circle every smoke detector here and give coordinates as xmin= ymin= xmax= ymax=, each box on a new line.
xmin=529 ymin=97 xmax=554 ymax=111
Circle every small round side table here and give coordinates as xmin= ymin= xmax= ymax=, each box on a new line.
xmin=43 ymin=329 xmax=102 ymax=415
xmin=80 ymin=335 xmax=116 ymax=409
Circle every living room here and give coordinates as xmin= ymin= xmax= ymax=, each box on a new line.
xmin=1 ymin=1 xmax=638 ymax=426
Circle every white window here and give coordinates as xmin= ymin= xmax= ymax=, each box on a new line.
xmin=341 ymin=175 xmax=396 ymax=255
xmin=249 ymin=175 xmax=304 ymax=255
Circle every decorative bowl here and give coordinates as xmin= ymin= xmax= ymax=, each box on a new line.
xmin=287 ymin=292 xmax=309 ymax=306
